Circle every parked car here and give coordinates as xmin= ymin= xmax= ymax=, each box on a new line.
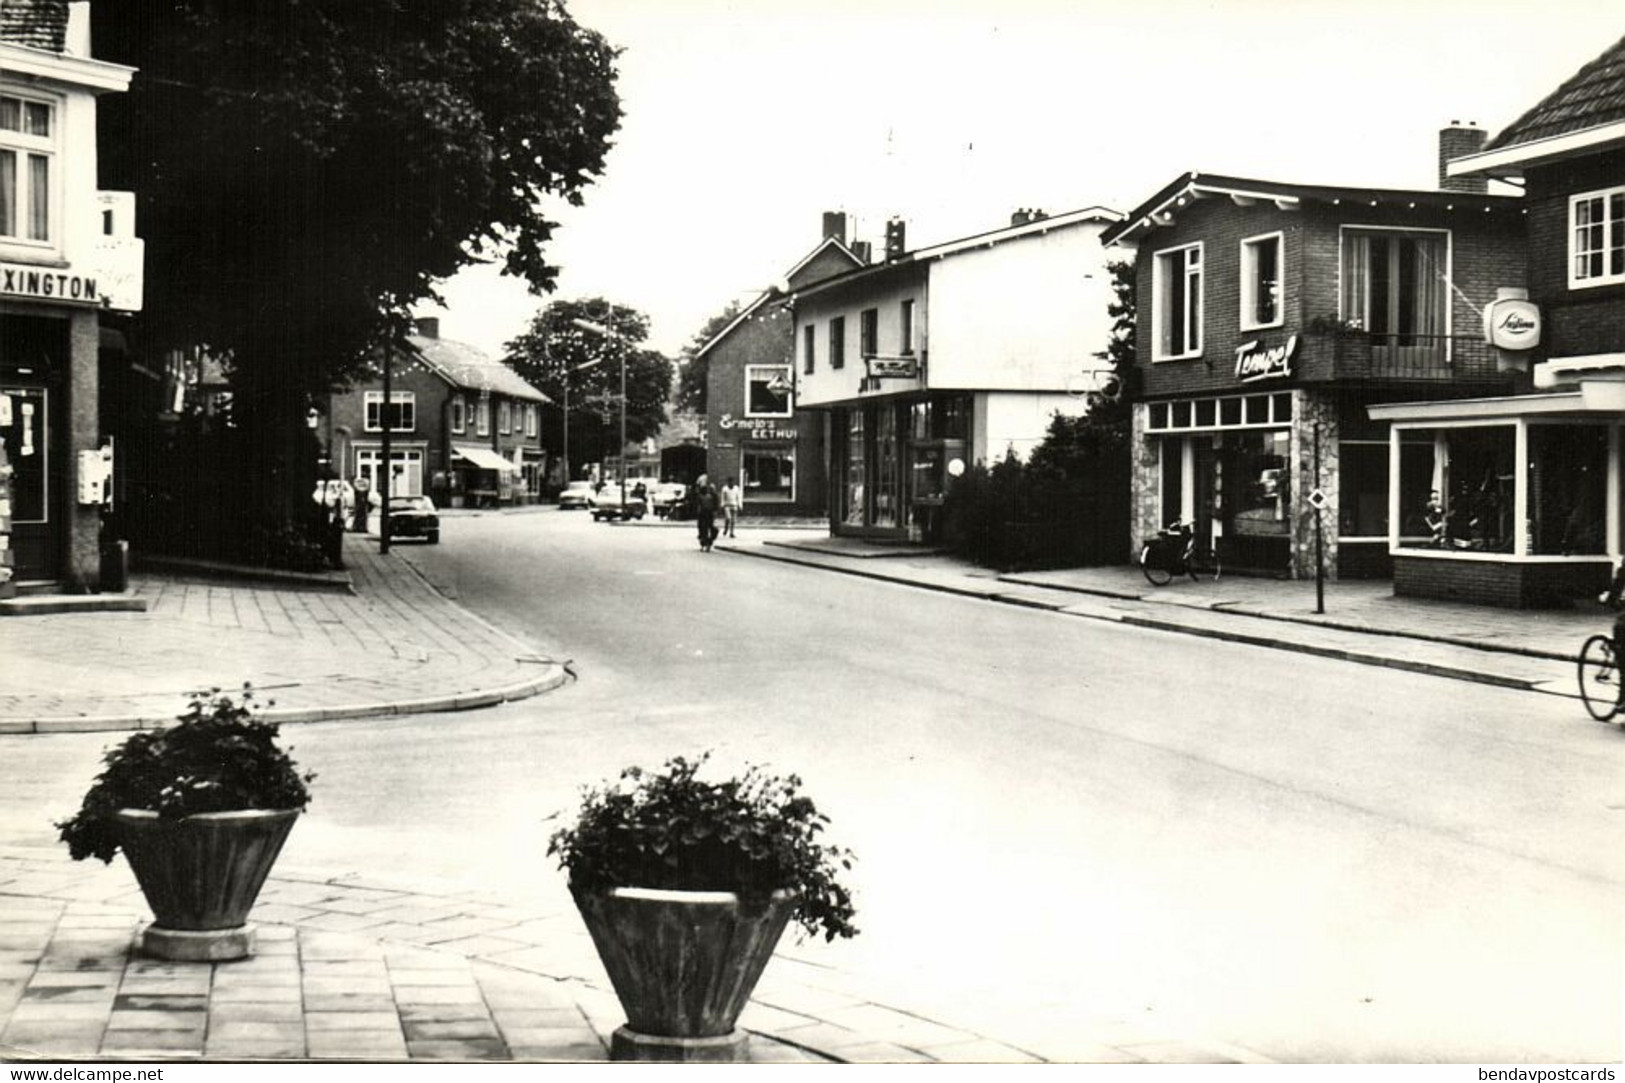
xmin=557 ymin=480 xmax=596 ymax=510
xmin=591 ymin=487 xmax=648 ymax=522
xmin=384 ymin=495 xmax=440 ymax=543
xmin=649 ymin=482 xmax=687 ymax=518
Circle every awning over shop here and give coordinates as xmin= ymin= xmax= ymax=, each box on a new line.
xmin=1368 ymin=379 xmax=1625 ymax=424
xmin=452 ymin=444 xmax=519 ymax=472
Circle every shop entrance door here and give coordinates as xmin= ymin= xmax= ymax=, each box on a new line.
xmin=2 ymin=384 xmax=61 ymax=581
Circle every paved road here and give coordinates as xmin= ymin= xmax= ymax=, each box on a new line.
xmin=5 ymin=510 xmax=1620 ymax=1063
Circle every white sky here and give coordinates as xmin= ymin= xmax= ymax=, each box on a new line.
xmin=420 ymin=0 xmax=1624 ymax=359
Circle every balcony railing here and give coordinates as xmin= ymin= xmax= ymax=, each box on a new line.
xmin=1327 ymin=333 xmax=1499 ymax=383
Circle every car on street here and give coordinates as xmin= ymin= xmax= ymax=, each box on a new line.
xmin=384 ymin=494 xmax=440 ymax=543
xmin=649 ymin=482 xmax=687 ymax=518
xmin=591 ymin=487 xmax=648 ymax=522
xmin=557 ymin=480 xmax=596 ymax=510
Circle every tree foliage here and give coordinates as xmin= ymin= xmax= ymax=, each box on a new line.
xmin=504 ymin=298 xmax=674 ymax=468
xmin=92 ymin=1 xmax=623 ymax=440
xmin=1087 ymin=259 xmax=1138 ymax=427
xmin=674 ymin=302 xmax=743 ymax=414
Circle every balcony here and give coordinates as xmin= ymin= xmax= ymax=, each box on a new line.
xmin=1324 ymin=332 xmax=1500 ymax=384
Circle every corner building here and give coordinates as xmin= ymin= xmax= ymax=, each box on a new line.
xmin=1105 ymin=153 xmax=1527 ymax=580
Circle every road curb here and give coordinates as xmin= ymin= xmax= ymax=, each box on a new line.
xmin=721 ymin=543 xmax=1571 ymax=697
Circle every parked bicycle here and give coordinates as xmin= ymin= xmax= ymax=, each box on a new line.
xmin=1139 ymin=519 xmax=1221 ymax=586
xmin=1577 ymin=558 xmax=1625 ymax=722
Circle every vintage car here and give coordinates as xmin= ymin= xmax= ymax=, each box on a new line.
xmin=384 ymin=495 xmax=440 ymax=543
xmin=590 ymin=487 xmax=648 ymax=522
xmin=557 ymin=480 xmax=597 ymax=510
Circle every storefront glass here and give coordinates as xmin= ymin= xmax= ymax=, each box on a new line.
xmin=1529 ymin=425 xmax=1608 ymax=555
xmin=742 ymin=444 xmax=794 ymax=503
xmin=1338 ymin=441 xmax=1389 ymax=538
xmin=873 ymin=406 xmax=899 ymax=528
xmin=842 ymin=409 xmax=865 ymax=526
xmin=1225 ymin=430 xmax=1291 ymax=541
xmin=1396 ymin=425 xmax=1514 ymax=551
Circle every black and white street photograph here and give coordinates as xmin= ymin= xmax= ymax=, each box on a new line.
xmin=1 ymin=0 xmax=1623 ymax=1073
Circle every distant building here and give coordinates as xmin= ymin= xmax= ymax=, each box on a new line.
xmin=321 ymin=318 xmax=549 ymax=508
xmin=1104 ymin=141 xmax=1527 ymax=580
xmin=791 ymin=206 xmax=1122 ymax=542
xmin=1371 ymin=35 xmax=1625 ymax=605
xmin=0 ymin=1 xmax=139 ymax=591
xmin=696 ymin=212 xmax=865 ymax=516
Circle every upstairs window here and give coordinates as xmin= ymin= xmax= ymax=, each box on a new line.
xmin=803 ymin=324 xmax=815 ymax=374
xmin=1240 ymin=232 xmax=1283 ymax=330
xmin=900 ymin=299 xmax=916 ymax=355
xmin=525 ymin=404 xmax=538 ymax=437
xmin=0 ymin=93 xmax=56 ymax=244
xmin=476 ymin=398 xmax=490 ymax=436
xmin=829 ymin=316 xmax=846 ymax=370
xmin=1153 ymin=242 xmax=1203 ymax=360
xmin=1570 ymin=185 xmax=1625 ymax=289
xmin=1342 ymin=229 xmax=1448 ymax=343
xmin=860 ymin=308 xmax=878 ymax=357
xmin=745 ymin=364 xmax=793 ymax=418
xmin=363 ymin=391 xmax=415 ymax=432
xmin=498 ymin=400 xmax=512 ymax=434
xmin=450 ymin=395 xmax=466 ymax=434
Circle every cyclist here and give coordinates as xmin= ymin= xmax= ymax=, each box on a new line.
xmin=1602 ymin=557 xmax=1625 ymax=707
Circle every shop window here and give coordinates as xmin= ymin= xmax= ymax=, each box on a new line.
xmin=829 ymin=316 xmax=845 ymax=370
xmin=901 ymin=299 xmax=916 ymax=355
xmin=1172 ymin=401 xmax=1192 ymax=428
xmin=860 ymin=308 xmax=878 ymax=357
xmin=742 ymin=445 xmax=794 ymax=503
xmin=1570 ymin=185 xmax=1625 ymax=288
xmin=842 ymin=409 xmax=865 ymax=526
xmin=1272 ymin=394 xmax=1293 ymax=423
xmin=1153 ymin=242 xmax=1203 ymax=360
xmin=745 ymin=364 xmax=793 ymax=418
xmin=1245 ymin=396 xmax=1269 ymax=424
xmin=1397 ymin=426 xmax=1514 ymax=551
xmin=1240 ymin=232 xmax=1283 ymax=330
xmin=450 ymin=396 xmax=466 ymax=434
xmin=1219 ymin=398 xmax=1242 ymax=426
xmin=1338 ymin=441 xmax=1389 ymax=538
xmin=0 ymin=93 xmax=55 ymax=244
xmin=1227 ymin=431 xmax=1291 ymax=539
xmin=1529 ymin=425 xmax=1608 ymax=555
xmin=364 ymin=391 xmax=415 ymax=432
xmin=1341 ymin=229 xmax=1448 ymax=360
xmin=873 ymin=406 xmax=899 ymax=528
xmin=803 ymin=324 xmax=815 ymax=374
xmin=1160 ymin=437 xmax=1184 ymax=526
xmin=1194 ymin=400 xmax=1216 ymax=427
xmin=1149 ymin=402 xmax=1169 ymax=430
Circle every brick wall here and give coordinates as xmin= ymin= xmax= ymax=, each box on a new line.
xmin=1525 ymin=149 xmax=1625 ymax=360
xmin=1393 ymin=554 xmax=1611 ymax=607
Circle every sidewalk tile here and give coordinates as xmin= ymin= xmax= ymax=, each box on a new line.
xmin=403 ymin=1018 xmax=501 ymax=1041
xmin=491 ymin=1007 xmax=588 ymax=1031
xmin=917 ymin=1038 xmax=1044 ymax=1063
xmin=306 ymin=1010 xmax=398 ymax=1031
xmin=386 ymin=967 xmax=477 ymax=987
xmin=99 ymin=1029 xmax=205 ymax=1054
xmin=819 ymin=1003 xmax=978 ymax=1048
xmin=106 ymin=1010 xmax=206 ymax=1034
xmin=398 ymin=1001 xmax=492 ymax=1024
xmin=208 ymin=1001 xmax=303 ymax=1024
xmin=302 ymin=976 xmax=392 ymax=998
xmin=407 ymin=1037 xmax=507 ymax=1060
xmin=392 ymin=984 xmax=485 ymax=1006
xmin=1120 ymin=1039 xmax=1245 ymax=1064
xmin=306 ymin=1032 xmax=408 ymax=1059
xmin=500 ymin=1024 xmax=602 ymax=1048
xmin=111 ymin=992 xmax=206 ymax=1012
xmin=210 ymin=982 xmax=302 ymax=1004
xmin=303 ymin=992 xmax=396 ymax=1013
xmin=824 ymin=1040 xmax=937 ymax=1063
xmin=205 ymin=1036 xmax=306 ymax=1059
xmin=509 ymin=1042 xmax=606 ymax=1061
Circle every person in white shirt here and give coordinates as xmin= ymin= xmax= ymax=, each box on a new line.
xmin=720 ymin=476 xmax=743 ymax=538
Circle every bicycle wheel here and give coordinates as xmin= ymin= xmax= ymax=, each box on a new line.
xmin=1578 ymin=635 xmax=1620 ymax=722
xmin=1188 ymin=545 xmax=1222 ymax=582
xmin=1140 ymin=543 xmax=1172 ymax=586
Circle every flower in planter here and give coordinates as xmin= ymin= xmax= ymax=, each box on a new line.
xmin=548 ymin=753 xmax=858 ymax=942
xmin=57 ymin=684 xmax=315 ymax=864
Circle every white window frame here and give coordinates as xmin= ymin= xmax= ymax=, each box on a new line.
xmin=0 ymin=90 xmax=60 ymax=249
xmin=524 ymin=403 xmax=538 ymax=438
xmin=363 ymin=390 xmax=415 ymax=433
xmin=476 ymin=397 xmax=490 ymax=436
xmin=744 ymin=364 xmax=794 ymax=419
xmin=1239 ymin=231 xmax=1284 ymax=332
xmin=498 ymin=399 xmax=512 ymax=435
xmin=1152 ymin=241 xmax=1204 ymax=361
xmin=354 ymin=447 xmax=425 ymax=498
xmin=450 ymin=395 xmax=466 ymax=435
xmin=739 ymin=443 xmax=796 ymax=503
xmin=1569 ymin=184 xmax=1625 ymax=289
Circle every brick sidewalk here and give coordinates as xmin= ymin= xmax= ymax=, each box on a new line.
xmin=0 ymin=534 xmax=568 ymax=734
xmin=0 ymin=847 xmax=1265 ymax=1064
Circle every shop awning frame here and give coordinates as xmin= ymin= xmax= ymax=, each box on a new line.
xmin=452 ymin=444 xmax=520 ymax=472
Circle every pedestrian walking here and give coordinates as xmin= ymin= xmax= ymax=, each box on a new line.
xmin=721 ymin=476 xmax=743 ymax=538
xmin=692 ymin=474 xmax=721 ymax=551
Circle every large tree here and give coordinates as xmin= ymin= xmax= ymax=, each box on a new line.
xmin=674 ymin=301 xmax=742 ymax=414
xmin=92 ymin=1 xmax=622 ymax=505
xmin=504 ymin=298 xmax=673 ymax=474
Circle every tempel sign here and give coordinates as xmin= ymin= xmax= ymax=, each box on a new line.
xmin=0 ymin=263 xmax=101 ymax=307
xmin=1234 ymin=335 xmax=1297 ymax=383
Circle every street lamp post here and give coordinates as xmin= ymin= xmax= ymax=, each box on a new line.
xmin=570 ymin=317 xmax=626 ymax=507
xmin=561 ymin=356 xmax=603 ymax=486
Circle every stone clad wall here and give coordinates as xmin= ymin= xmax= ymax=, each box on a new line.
xmin=0 ymin=432 xmax=13 ymax=599
xmin=1292 ymin=391 xmax=1339 ymax=581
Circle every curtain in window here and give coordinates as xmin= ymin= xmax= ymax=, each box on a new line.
xmin=28 ymin=154 xmax=48 ymax=240
xmin=0 ymin=149 xmax=15 ymax=236
xmin=1342 ymin=234 xmax=1368 ymax=328
xmin=1413 ymin=235 xmax=1444 ymax=337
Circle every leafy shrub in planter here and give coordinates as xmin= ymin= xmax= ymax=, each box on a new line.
xmin=57 ymin=685 xmax=315 ymax=864
xmin=548 ymin=754 xmax=858 ymax=942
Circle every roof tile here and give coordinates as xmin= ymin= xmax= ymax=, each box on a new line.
xmin=1484 ymin=33 xmax=1625 ymax=150
xmin=0 ymin=0 xmax=69 ymax=52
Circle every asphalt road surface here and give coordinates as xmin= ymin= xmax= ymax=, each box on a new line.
xmin=5 ymin=509 xmax=1620 ymax=1063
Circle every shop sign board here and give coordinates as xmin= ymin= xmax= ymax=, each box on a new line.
xmin=717 ymin=413 xmax=798 ymax=440
xmin=1234 ymin=335 xmax=1297 ymax=383
xmin=866 ymin=355 xmax=919 ymax=379
xmin=0 ymin=262 xmax=101 ymax=307
xmin=1483 ymin=297 xmax=1540 ymax=351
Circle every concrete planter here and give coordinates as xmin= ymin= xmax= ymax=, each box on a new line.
xmin=571 ymin=885 xmax=796 ymax=1062
xmin=115 ymin=808 xmax=299 ymax=961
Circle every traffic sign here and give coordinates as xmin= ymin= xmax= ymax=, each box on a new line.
xmin=1307 ymin=488 xmax=1328 ymax=511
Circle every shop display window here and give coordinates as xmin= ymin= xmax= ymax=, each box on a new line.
xmin=1529 ymin=426 xmax=1608 ymax=555
xmin=1194 ymin=399 xmax=1216 ymax=427
xmin=1219 ymin=398 xmax=1243 ymax=426
xmin=1338 ymin=441 xmax=1390 ymax=538
xmin=742 ymin=445 xmax=794 ymax=503
xmin=873 ymin=406 xmax=899 ymax=527
xmin=1227 ymin=431 xmax=1290 ymax=538
xmin=842 ymin=409 xmax=864 ymax=526
xmin=1397 ymin=426 xmax=1514 ymax=551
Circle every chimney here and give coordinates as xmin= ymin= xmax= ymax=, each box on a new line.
xmin=1012 ymin=209 xmax=1031 ymax=227
xmin=1439 ymin=122 xmax=1488 ymax=194
xmin=850 ymin=240 xmax=873 ymax=264
xmin=413 ymin=317 xmax=440 ymax=339
xmin=884 ymin=217 xmax=907 ymax=261
xmin=821 ymin=211 xmax=848 ymax=244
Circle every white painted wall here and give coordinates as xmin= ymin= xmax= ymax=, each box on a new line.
xmin=795 ymin=271 xmax=925 ymax=408
xmin=975 ymin=391 xmax=1088 ymax=464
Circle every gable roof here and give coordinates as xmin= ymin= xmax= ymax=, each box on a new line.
xmin=1483 ymin=33 xmax=1625 ymax=152
xmin=407 ymin=334 xmax=549 ymax=403
xmin=0 ymin=0 xmax=67 ymax=52
xmin=783 ymin=235 xmax=865 ymax=288
xmin=692 ymin=289 xmax=781 ymax=361
xmin=1103 ymin=172 xmax=1521 ymax=248
xmin=693 ymin=234 xmax=865 ymax=359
